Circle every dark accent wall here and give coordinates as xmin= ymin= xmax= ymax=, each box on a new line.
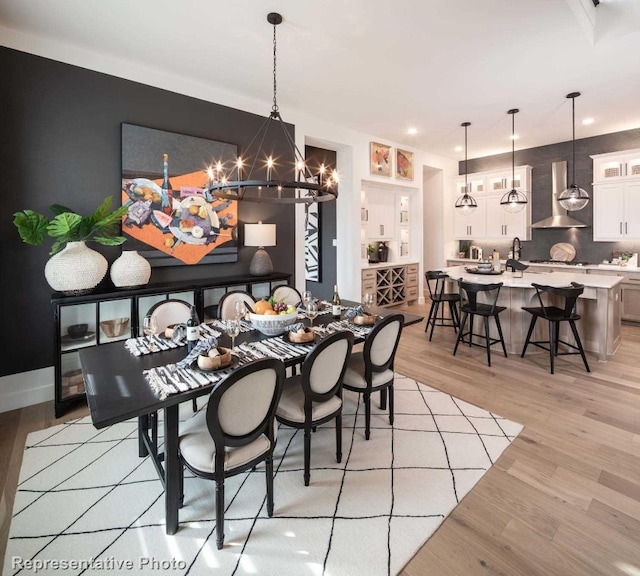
xmin=304 ymin=146 xmax=337 ymax=301
xmin=460 ymin=128 xmax=640 ymax=262
xmin=1 ymin=47 xmax=295 ymax=377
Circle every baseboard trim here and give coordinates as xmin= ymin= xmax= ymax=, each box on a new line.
xmin=0 ymin=367 xmax=54 ymax=414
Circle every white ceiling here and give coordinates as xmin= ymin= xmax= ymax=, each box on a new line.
xmin=2 ymin=0 xmax=640 ymax=160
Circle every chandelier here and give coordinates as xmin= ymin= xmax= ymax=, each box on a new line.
xmin=207 ymin=12 xmax=337 ymax=204
xmin=455 ymin=122 xmax=478 ymax=215
xmin=500 ymin=108 xmax=528 ymax=213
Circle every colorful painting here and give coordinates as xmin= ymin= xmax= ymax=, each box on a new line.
xmin=121 ymin=124 xmax=238 ymax=266
xmin=396 ymin=148 xmax=414 ymax=180
xmin=370 ymin=142 xmax=392 ymax=177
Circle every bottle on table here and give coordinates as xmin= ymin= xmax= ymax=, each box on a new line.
xmin=161 ymin=153 xmax=173 ymax=215
xmin=332 ymin=285 xmax=341 ymax=318
xmin=492 ymin=248 xmax=500 ymax=272
xmin=186 ymin=305 xmax=200 ymax=352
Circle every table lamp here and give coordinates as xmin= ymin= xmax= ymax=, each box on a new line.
xmin=244 ymin=222 xmax=276 ymax=276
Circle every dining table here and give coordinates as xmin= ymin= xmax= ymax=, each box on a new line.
xmin=79 ymin=301 xmax=423 ymax=534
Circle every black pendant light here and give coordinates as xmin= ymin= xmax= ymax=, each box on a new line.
xmin=455 ymin=122 xmax=478 ymax=215
xmin=558 ymin=92 xmax=589 ymax=211
xmin=208 ymin=12 xmax=337 ymax=205
xmin=500 ymin=109 xmax=528 ymax=213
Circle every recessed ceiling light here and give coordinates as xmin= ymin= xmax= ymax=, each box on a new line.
xmin=454 ymin=146 xmax=463 ymax=152
xmin=582 ymin=117 xmax=594 ymax=125
xmin=407 ymin=127 xmax=418 ymax=135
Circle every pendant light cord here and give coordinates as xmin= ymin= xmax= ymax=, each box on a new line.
xmin=571 ymin=95 xmax=576 ymax=184
xmin=272 ymin=20 xmax=279 ymax=113
xmin=464 ymin=123 xmax=468 ymax=193
xmin=512 ymin=112 xmax=515 ymax=187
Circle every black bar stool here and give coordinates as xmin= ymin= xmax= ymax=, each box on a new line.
xmin=520 ymin=282 xmax=590 ymax=374
xmin=424 ymin=271 xmax=460 ymax=341
xmin=453 ymin=280 xmax=507 ymax=366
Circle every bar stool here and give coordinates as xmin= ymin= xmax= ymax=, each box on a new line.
xmin=520 ymin=282 xmax=590 ymax=374
xmin=424 ymin=271 xmax=460 ymax=341
xmin=453 ymin=280 xmax=507 ymax=366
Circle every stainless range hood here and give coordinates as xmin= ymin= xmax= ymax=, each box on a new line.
xmin=531 ymin=161 xmax=588 ymax=229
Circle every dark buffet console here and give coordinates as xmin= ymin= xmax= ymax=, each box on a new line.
xmin=51 ymin=272 xmax=291 ymax=417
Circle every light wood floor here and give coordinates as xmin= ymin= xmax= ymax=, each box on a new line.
xmin=1 ymin=303 xmax=640 ymax=575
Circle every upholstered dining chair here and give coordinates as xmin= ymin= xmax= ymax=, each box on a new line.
xmin=146 ymin=299 xmax=191 ymax=334
xmin=218 ymin=290 xmax=256 ymax=320
xmin=270 ymin=285 xmax=303 ymax=307
xmin=276 ymin=330 xmax=354 ymax=486
xmin=342 ymin=314 xmax=403 ymax=440
xmin=178 ymin=358 xmax=285 ymax=549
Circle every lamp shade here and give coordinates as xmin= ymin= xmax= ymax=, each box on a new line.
xmin=244 ymin=222 xmax=276 ymax=247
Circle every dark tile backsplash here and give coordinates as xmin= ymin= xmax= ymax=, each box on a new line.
xmin=460 ymin=128 xmax=640 ymax=263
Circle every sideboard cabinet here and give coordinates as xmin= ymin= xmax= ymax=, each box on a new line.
xmin=361 ymin=263 xmax=419 ymax=307
xmin=52 ymin=272 xmax=291 ymax=417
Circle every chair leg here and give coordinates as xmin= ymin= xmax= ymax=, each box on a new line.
xmin=388 ymin=385 xmax=394 ymax=425
xmin=425 ymin=300 xmax=436 ymax=334
xmin=495 ymin=314 xmax=507 ymax=357
xmin=216 ymin=478 xmax=225 ymax=549
xmin=192 ymin=398 xmax=198 ymax=413
xmin=484 ymin=316 xmax=492 ymax=367
xmin=429 ymin=300 xmax=441 ymax=341
xmin=364 ymin=392 xmax=371 ymax=440
xmin=548 ymin=320 xmax=556 ymax=374
xmin=266 ymin=454 xmax=274 ymax=516
xmin=555 ymin=321 xmax=561 ymax=354
xmin=304 ymin=427 xmax=311 ymax=486
xmin=178 ymin=461 xmax=185 ymax=509
xmin=453 ymin=311 xmax=468 ymax=356
xmin=336 ymin=413 xmax=342 ymax=463
xmin=380 ymin=388 xmax=387 ymax=410
xmin=449 ymin=301 xmax=460 ymax=331
xmin=521 ymin=315 xmax=537 ymax=357
xmin=468 ymin=314 xmax=475 ymax=347
xmin=569 ymin=320 xmax=591 ymax=373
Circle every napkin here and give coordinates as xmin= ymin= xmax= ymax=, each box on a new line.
xmin=343 ymin=305 xmax=365 ymax=319
xmin=286 ymin=322 xmax=306 ymax=332
xmin=177 ymin=336 xmax=218 ymax=369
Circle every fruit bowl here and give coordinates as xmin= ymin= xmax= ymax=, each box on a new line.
xmin=249 ymin=311 xmax=298 ymax=336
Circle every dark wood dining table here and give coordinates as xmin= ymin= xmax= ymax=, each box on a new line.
xmin=79 ymin=302 xmax=423 ymax=534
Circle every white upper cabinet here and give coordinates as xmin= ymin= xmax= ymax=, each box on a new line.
xmin=453 ymin=165 xmax=531 ymax=240
xmin=365 ymin=188 xmax=395 ymax=240
xmin=592 ymin=148 xmax=640 ymax=182
xmin=592 ymin=149 xmax=640 ymax=241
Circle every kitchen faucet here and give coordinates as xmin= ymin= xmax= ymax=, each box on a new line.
xmin=511 ymin=237 xmax=522 ymax=262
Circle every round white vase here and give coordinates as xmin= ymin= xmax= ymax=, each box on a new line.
xmin=110 ymin=250 xmax=151 ymax=288
xmin=44 ymin=241 xmax=108 ymax=294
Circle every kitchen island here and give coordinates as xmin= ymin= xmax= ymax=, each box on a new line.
xmin=443 ymin=266 xmax=623 ymax=361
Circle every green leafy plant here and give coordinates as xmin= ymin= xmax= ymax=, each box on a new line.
xmin=13 ymin=196 xmax=128 ymax=255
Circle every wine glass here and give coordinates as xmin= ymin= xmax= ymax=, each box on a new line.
xmin=362 ymin=292 xmax=374 ymax=314
xmin=142 ymin=316 xmax=157 ymax=338
xmin=302 ymin=290 xmax=313 ymax=309
xmin=234 ymin=300 xmax=246 ymax=321
xmin=305 ymin=301 xmax=318 ymax=327
xmin=225 ymin=318 xmax=240 ymax=350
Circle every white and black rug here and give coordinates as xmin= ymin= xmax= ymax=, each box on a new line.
xmin=5 ymin=375 xmax=522 ymax=576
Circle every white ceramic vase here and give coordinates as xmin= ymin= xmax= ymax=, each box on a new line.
xmin=44 ymin=241 xmax=108 ymax=294
xmin=110 ymin=250 xmax=151 ymax=288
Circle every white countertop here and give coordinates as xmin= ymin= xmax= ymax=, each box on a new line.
xmin=443 ymin=265 xmax=624 ymax=289
xmin=447 ymin=258 xmax=637 ymax=273
xmin=363 ymin=261 xmax=419 ymax=269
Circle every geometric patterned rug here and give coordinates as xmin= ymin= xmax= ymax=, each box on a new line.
xmin=4 ymin=375 xmax=522 ymax=576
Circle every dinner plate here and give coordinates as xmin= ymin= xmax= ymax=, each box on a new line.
xmin=190 ymin=355 xmax=239 ymax=373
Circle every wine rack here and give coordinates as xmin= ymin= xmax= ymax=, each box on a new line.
xmin=361 ymin=263 xmax=418 ymax=307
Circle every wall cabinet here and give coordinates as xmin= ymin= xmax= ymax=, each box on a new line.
xmin=364 ymin=188 xmax=395 ymax=240
xmin=52 ymin=272 xmax=291 ymax=417
xmin=361 ymin=263 xmax=419 ymax=307
xmin=453 ymin=165 xmax=531 ymax=241
xmin=592 ymin=149 xmax=640 ymax=241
